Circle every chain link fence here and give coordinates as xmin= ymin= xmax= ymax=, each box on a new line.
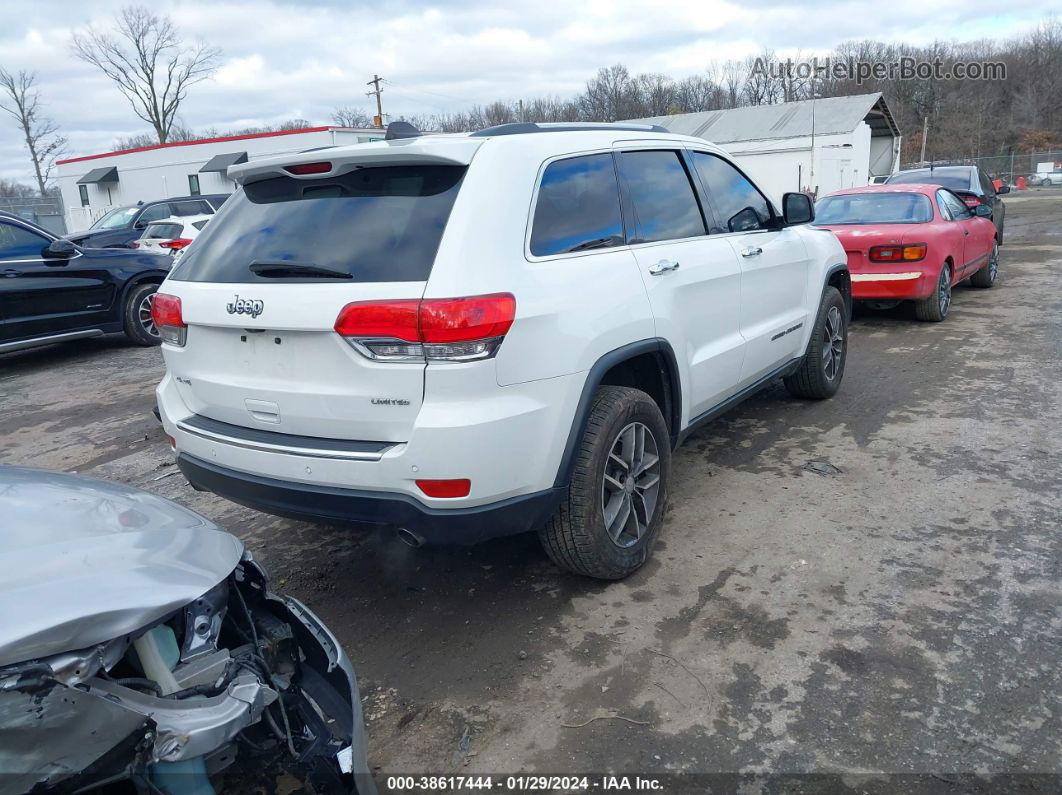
xmin=900 ymin=150 xmax=1062 ymax=187
xmin=0 ymin=195 xmax=67 ymax=235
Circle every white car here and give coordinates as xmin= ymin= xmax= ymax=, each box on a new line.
xmin=134 ymin=214 xmax=211 ymax=255
xmin=1034 ymin=172 xmax=1062 ymax=187
xmin=153 ymin=122 xmax=850 ymax=579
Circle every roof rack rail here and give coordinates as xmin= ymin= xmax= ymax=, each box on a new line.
xmin=470 ymin=122 xmax=670 ymax=137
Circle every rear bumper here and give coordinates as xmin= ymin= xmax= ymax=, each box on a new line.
xmin=851 ymin=269 xmax=936 ymax=300
xmin=178 ymin=454 xmax=564 ymax=545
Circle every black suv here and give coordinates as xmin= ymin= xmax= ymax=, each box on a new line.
xmin=0 ymin=211 xmax=173 ymax=354
xmin=64 ymin=194 xmax=229 ymax=249
xmin=886 ymin=166 xmax=1008 ymax=243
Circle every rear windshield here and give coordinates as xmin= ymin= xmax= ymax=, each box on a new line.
xmin=887 ymin=170 xmax=972 ymax=191
xmin=144 ymin=223 xmax=182 ymax=239
xmin=814 ymin=192 xmax=933 ymax=224
xmin=170 ymin=164 xmax=466 ymax=283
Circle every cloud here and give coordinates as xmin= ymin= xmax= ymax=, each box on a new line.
xmin=0 ymin=0 xmax=1054 ymax=182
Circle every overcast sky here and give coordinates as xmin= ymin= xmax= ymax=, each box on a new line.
xmin=0 ymin=0 xmax=1055 ymax=183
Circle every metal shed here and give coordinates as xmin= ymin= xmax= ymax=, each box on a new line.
xmin=627 ymin=92 xmax=901 ymax=201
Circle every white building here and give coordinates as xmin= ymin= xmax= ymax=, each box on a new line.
xmin=628 ymin=92 xmax=901 ymax=203
xmin=56 ymin=126 xmax=386 ymax=232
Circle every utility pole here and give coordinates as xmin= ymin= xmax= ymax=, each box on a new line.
xmin=920 ymin=116 xmax=929 ymax=166
xmin=366 ymin=74 xmax=384 ymax=128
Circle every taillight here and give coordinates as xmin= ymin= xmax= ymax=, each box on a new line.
xmin=160 ymin=238 xmax=193 ymax=251
xmin=130 ymin=241 xmax=139 ymax=248
xmin=285 ymin=161 xmax=332 ymax=175
xmin=334 ymin=293 xmax=516 ymax=362
xmin=962 ymin=195 xmax=981 ymax=207
xmin=869 ymin=244 xmax=927 ymax=263
xmin=416 ymin=479 xmax=471 ymax=498
xmin=151 ymin=293 xmax=187 ymax=346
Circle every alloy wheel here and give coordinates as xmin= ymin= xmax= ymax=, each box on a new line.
xmin=939 ymin=266 xmax=952 ymax=316
xmin=601 ymin=422 xmax=661 ymax=549
xmin=988 ymin=243 xmax=999 ymax=282
xmin=139 ymin=292 xmax=160 ymax=338
xmin=821 ymin=305 xmax=844 ymax=380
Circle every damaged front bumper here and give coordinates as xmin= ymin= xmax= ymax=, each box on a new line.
xmin=0 ymin=554 xmax=375 ymax=795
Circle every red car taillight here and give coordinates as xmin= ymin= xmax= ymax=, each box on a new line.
xmin=160 ymin=238 xmax=193 ymax=251
xmin=869 ymin=244 xmax=927 ymax=263
xmin=150 ymin=293 xmax=187 ymax=346
xmin=962 ymin=195 xmax=981 ymax=208
xmin=334 ymin=293 xmax=516 ymax=362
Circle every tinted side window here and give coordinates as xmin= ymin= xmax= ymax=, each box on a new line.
xmin=0 ymin=222 xmax=48 ymax=259
xmin=979 ymin=171 xmax=996 ymax=198
xmin=617 ymin=150 xmax=705 ymax=243
xmin=172 ymin=200 xmax=213 ymax=216
xmin=530 ymin=154 xmax=624 ymax=256
xmin=691 ymin=152 xmax=772 ymax=233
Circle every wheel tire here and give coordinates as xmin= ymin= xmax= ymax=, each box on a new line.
xmin=914 ymin=263 xmax=952 ymax=322
xmin=783 ymin=286 xmax=847 ymax=400
xmin=969 ymin=241 xmax=999 ymax=288
xmin=539 ymin=386 xmax=671 ymax=580
xmin=123 ymin=282 xmax=162 ymax=346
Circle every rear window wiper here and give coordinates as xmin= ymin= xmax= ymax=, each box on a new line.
xmin=249 ymin=260 xmax=353 ymax=279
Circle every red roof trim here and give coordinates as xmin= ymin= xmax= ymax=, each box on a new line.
xmin=56 ymin=126 xmax=335 ymax=165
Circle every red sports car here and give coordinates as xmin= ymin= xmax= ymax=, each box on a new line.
xmin=814 ymin=184 xmax=999 ymax=321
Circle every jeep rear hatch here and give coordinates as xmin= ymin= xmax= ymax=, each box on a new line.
xmin=159 ymin=161 xmax=467 ymax=443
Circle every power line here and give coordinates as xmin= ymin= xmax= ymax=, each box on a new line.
xmin=382 ymin=78 xmax=470 ymax=105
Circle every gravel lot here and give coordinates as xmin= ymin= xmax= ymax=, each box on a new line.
xmin=2 ymin=193 xmax=1059 ymax=788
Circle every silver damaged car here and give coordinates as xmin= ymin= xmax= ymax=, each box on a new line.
xmin=0 ymin=466 xmax=376 ymax=795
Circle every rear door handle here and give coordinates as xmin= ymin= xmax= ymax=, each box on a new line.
xmin=741 ymin=246 xmax=763 ymax=257
xmin=2 ymin=269 xmax=18 ymax=278
xmin=648 ymin=259 xmax=680 ymax=275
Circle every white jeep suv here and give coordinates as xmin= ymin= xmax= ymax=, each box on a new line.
xmin=153 ymin=122 xmax=850 ymax=580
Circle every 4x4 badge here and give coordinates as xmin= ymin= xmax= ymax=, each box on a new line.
xmin=227 ymin=295 xmax=264 ymax=318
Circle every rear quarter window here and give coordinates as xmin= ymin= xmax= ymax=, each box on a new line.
xmin=170 ymin=165 xmax=466 ymax=283
xmin=530 ymin=153 xmax=624 ymax=256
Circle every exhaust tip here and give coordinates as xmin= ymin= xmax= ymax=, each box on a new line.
xmin=396 ymin=527 xmax=425 ymax=548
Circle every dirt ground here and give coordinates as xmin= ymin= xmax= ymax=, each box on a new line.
xmin=2 ymin=194 xmax=1060 ymax=788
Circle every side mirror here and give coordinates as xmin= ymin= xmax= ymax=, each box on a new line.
xmin=974 ymin=204 xmax=993 ymax=218
xmin=782 ymin=192 xmax=814 ymax=225
xmin=43 ymin=238 xmax=77 ymax=259
xmin=997 ymin=185 xmax=1010 ymax=195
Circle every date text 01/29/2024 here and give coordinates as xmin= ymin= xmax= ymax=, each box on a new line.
xmin=385 ymin=776 xmax=663 ymax=791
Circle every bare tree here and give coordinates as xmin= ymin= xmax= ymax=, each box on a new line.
xmin=581 ymin=64 xmax=639 ymax=121
xmin=71 ymin=5 xmax=221 ymax=144
xmin=112 ymin=131 xmax=158 ymax=150
xmin=0 ymin=68 xmax=66 ymax=196
xmin=331 ymin=106 xmax=372 ymax=127
xmin=0 ymin=178 xmax=38 ymax=198
xmin=635 ymin=73 xmax=677 ymax=117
